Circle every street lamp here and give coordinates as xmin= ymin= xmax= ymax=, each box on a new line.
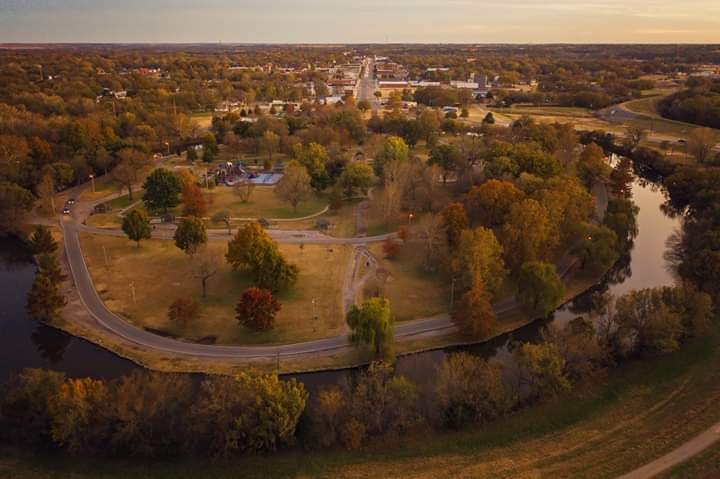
xmin=89 ymin=173 xmax=95 ymax=192
xmin=164 ymin=141 xmax=170 ymax=156
xmin=407 ymin=212 xmax=414 ymax=226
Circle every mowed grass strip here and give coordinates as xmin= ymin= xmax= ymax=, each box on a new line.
xmin=79 ymin=233 xmax=351 ymax=345
xmin=203 ymin=185 xmax=327 ymax=220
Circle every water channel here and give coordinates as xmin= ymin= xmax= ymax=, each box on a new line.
xmin=0 ymin=164 xmax=681 ymax=393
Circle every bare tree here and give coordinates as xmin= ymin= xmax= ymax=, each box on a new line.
xmin=212 ymin=210 xmax=232 ymax=236
xmin=235 ymin=178 xmax=255 ymax=203
xmin=274 ymin=161 xmax=311 ymax=213
xmin=193 ymin=246 xmax=221 ymax=298
xmin=113 ymin=148 xmax=149 ymax=199
xmin=418 ymin=164 xmax=445 ymax=213
xmin=223 ymin=132 xmax=243 ymax=158
xmin=625 ymin=126 xmax=647 ymax=150
xmin=415 ymin=214 xmax=443 ymax=259
xmin=381 ymin=160 xmax=410 ymax=224
xmin=688 ymin=127 xmax=717 ymax=164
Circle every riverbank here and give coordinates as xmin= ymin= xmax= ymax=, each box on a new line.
xmin=3 ymin=321 xmax=718 ymax=479
xmin=46 ymin=235 xmax=613 ymax=375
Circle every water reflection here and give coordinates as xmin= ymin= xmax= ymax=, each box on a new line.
xmin=0 ymin=237 xmax=136 ymax=381
xmin=31 ymin=325 xmax=72 ymax=363
xmin=293 ymin=162 xmax=683 ymax=390
xmin=0 ymin=159 xmax=682 ymax=391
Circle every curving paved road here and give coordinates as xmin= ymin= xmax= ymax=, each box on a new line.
xmin=59 ymin=181 xmax=457 ymax=360
xmin=57 ymin=174 xmax=606 ymax=361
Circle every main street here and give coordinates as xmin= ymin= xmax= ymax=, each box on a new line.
xmin=356 ymin=56 xmax=380 ymax=111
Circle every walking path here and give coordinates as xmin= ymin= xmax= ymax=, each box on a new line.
xmin=51 ymin=175 xmax=608 ymax=362
xmin=617 ymin=420 xmax=720 ymax=478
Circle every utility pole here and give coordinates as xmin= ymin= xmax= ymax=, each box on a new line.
xmin=130 ymin=281 xmax=136 ymax=304
xmin=103 ymin=246 xmax=109 ymax=269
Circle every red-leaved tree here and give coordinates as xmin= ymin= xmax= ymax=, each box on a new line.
xmin=235 ymin=287 xmax=281 ymax=331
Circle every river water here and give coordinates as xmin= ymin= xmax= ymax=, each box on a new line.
xmin=0 ymin=166 xmax=681 ymax=391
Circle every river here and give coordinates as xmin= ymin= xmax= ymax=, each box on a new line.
xmin=0 ymin=165 xmax=681 ymax=391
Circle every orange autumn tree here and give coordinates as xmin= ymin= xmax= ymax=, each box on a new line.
xmin=182 ymin=180 xmax=207 ymax=218
xmin=452 ymin=275 xmax=497 ymax=339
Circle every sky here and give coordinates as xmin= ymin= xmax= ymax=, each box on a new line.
xmin=0 ymin=0 xmax=719 ymax=43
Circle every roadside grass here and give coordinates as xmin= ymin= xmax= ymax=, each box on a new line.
xmin=85 ymin=193 xmax=146 ymax=229
xmin=321 ymin=202 xmax=358 ymax=237
xmin=491 ymin=105 xmax=594 ymax=119
xmin=79 ymin=233 xmax=351 ymax=345
xmin=367 ymin=243 xmax=448 ymax=322
xmin=623 ymin=96 xmax=663 ymax=117
xmin=77 ymin=178 xmax=123 ymax=201
xmin=85 ymin=213 xmax=123 ymax=229
xmin=4 ymin=323 xmax=720 ymax=478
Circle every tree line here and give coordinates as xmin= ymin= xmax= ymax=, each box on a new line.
xmin=2 ymin=282 xmax=712 ymax=457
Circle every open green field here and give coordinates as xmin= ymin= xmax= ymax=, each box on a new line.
xmin=367 ymin=242 xmax=448 ymax=322
xmin=623 ymin=95 xmax=664 ymax=117
xmin=203 ymin=185 xmax=327 ymax=220
xmin=85 ymin=191 xmax=145 ymax=229
xmin=4 ymin=322 xmax=719 ymax=478
xmin=190 ymin=111 xmax=213 ymax=130
xmin=491 ymin=105 xmax=595 ymax=119
xmin=80 ymin=233 xmax=351 ymax=345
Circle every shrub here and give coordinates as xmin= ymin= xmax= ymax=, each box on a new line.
xmin=167 ymin=298 xmax=200 ymax=325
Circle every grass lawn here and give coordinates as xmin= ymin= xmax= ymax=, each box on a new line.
xmin=78 ymin=178 xmax=124 ymax=201
xmin=491 ymin=105 xmax=594 ymax=119
xmin=5 ymin=324 xmax=720 ymax=478
xmin=190 ymin=111 xmax=213 ymax=130
xmin=79 ymin=233 xmax=352 ymax=345
xmin=623 ymin=95 xmax=663 ymax=117
xmin=85 ymin=193 xmax=145 ymax=229
xmin=367 ymin=243 xmax=448 ymax=322
xmin=203 ymin=185 xmax=327 ymax=220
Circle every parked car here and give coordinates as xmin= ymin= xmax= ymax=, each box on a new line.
xmin=93 ymin=203 xmax=110 ymax=214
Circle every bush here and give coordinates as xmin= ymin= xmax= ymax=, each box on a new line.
xmin=340 ymin=418 xmax=366 ymax=450
xmin=167 ymin=298 xmax=200 ymax=325
xmin=435 ymin=353 xmax=511 ymax=428
xmin=382 ymin=237 xmax=401 ymax=259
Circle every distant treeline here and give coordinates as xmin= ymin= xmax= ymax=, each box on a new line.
xmin=658 ymin=78 xmax=720 ymax=129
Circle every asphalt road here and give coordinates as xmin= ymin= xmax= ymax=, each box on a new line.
xmin=57 ymin=171 xmax=606 ymax=361
xmin=60 ymin=182 xmax=458 ymax=360
xmin=356 ymin=56 xmax=380 ymax=110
